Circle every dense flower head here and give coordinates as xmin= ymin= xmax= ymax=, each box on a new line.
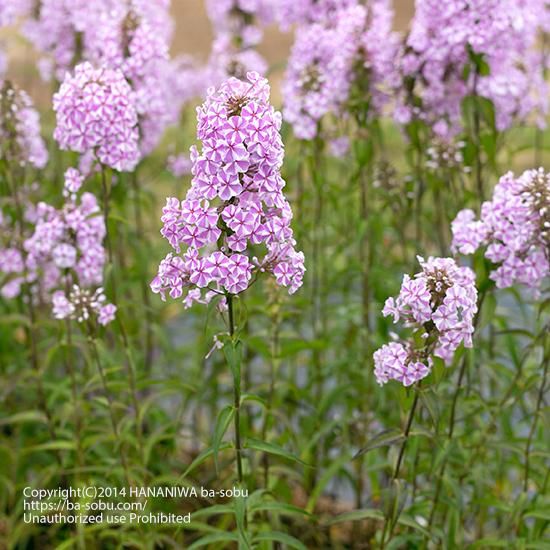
xmin=0 ymin=0 xmax=32 ymax=27
xmin=63 ymin=167 xmax=84 ymax=198
xmin=85 ymin=0 xmax=179 ymax=153
xmin=53 ymin=62 xmax=140 ymax=171
xmin=274 ymin=0 xmax=357 ymax=28
xmin=282 ymin=0 xmax=398 ymax=140
xmin=198 ymin=0 xmax=273 ymax=91
xmin=21 ymin=1 xmax=180 ymax=155
xmin=53 ymin=285 xmax=116 ymax=326
xmin=452 ymin=168 xmax=550 ymax=292
xmin=396 ymin=0 xmax=548 ymax=139
xmin=24 ymin=191 xmax=106 ymax=291
xmin=22 ymin=0 xmax=110 ymax=81
xmin=206 ymin=0 xmax=273 ymax=47
xmin=167 ymin=152 xmax=193 ymax=178
xmin=151 ymin=72 xmax=305 ymax=307
xmin=0 ymin=80 xmax=48 ymax=169
xmin=374 ymin=256 xmax=478 ymax=386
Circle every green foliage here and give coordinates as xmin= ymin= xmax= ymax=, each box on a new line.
xmin=1 ymin=64 xmax=549 ymax=550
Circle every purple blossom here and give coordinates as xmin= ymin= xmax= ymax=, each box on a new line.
xmin=452 ymin=168 xmax=550 ymax=293
xmin=151 ymin=72 xmax=305 ymax=308
xmin=282 ymin=0 xmax=398 ymax=141
xmin=53 ymin=62 xmax=140 ymax=171
xmin=395 ymin=0 xmax=548 ymax=139
xmin=19 ymin=0 xmax=181 ymax=153
xmin=374 ymin=256 xmax=478 ymax=386
xmin=24 ymin=191 xmax=106 ymax=290
xmin=0 ymin=81 xmax=48 ymax=169
xmin=167 ymin=153 xmax=193 ymax=177
xmin=203 ymin=0 xmax=272 ymax=84
xmin=53 ymin=285 xmax=116 ymax=326
xmin=63 ymin=167 xmax=84 ymax=197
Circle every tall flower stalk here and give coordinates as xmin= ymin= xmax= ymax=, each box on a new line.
xmin=373 ymin=256 xmax=478 ymax=546
xmin=150 ymin=72 xmax=304 ymax=498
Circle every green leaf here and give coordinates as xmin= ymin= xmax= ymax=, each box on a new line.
xmin=471 ymin=538 xmax=509 ymax=548
xmin=397 ymin=514 xmax=432 ymax=540
xmin=523 ymin=509 xmax=550 ymax=521
xmin=354 ymin=429 xmax=405 ymax=458
xmin=224 ymin=340 xmax=242 ymax=393
xmin=0 ymin=313 xmax=30 ymax=327
xmin=250 ymin=501 xmax=310 ymax=518
xmin=179 ymin=443 xmax=231 ymax=480
xmin=212 ymin=405 xmax=235 ymax=475
xmin=244 ymin=438 xmax=307 ymax=466
xmin=187 ymin=532 xmax=239 ymax=549
xmin=0 ymin=411 xmax=47 ymax=426
xmin=253 ymin=531 xmax=308 ymax=550
xmin=191 ymin=504 xmax=234 ymax=519
xmin=25 ymin=441 xmax=75 ymax=453
xmin=326 ymin=508 xmax=383 ymax=525
xmin=240 ymin=393 xmax=266 ymax=408
xmin=234 ymin=492 xmax=251 ymax=549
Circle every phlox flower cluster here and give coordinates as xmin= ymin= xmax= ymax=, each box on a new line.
xmin=0 ymin=185 xmax=40 ymax=299
xmin=282 ymin=0 xmax=398 ymax=140
xmin=167 ymin=153 xmax=193 ymax=178
xmin=374 ymin=256 xmax=478 ymax=386
xmin=273 ymin=0 xmax=357 ymax=28
xmin=201 ymin=0 xmax=273 ymax=89
xmin=0 ymin=81 xmax=48 ymax=169
xmin=24 ymin=186 xmax=106 ymax=290
xmin=452 ymin=168 xmax=550 ymax=292
xmin=86 ymin=0 xmax=181 ymax=154
xmin=151 ymin=72 xmax=305 ymax=308
xmin=206 ymin=0 xmax=273 ymax=49
xmin=18 ymin=0 xmax=182 ymax=155
xmin=53 ymin=285 xmax=116 ymax=326
xmin=0 ymin=173 xmax=109 ymax=313
xmin=396 ymin=0 xmax=548 ymax=139
xmin=22 ymin=0 xmax=111 ymax=81
xmin=53 ymin=62 xmax=140 ymax=172
xmin=0 ymin=245 xmax=26 ymax=299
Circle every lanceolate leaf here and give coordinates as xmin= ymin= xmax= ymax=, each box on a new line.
xmin=353 ymin=429 xmax=405 ymax=458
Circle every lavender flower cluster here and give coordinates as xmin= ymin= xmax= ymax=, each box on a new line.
xmin=53 ymin=62 xmax=140 ymax=172
xmin=151 ymin=72 xmax=305 ymax=307
xmin=0 ymin=80 xmax=48 ymax=169
xmin=53 ymin=285 xmax=116 ymax=326
xmin=0 ymin=169 xmax=115 ymax=325
xmin=204 ymin=0 xmax=273 ymax=83
xmin=396 ymin=0 xmax=549 ymax=139
xmin=452 ymin=168 xmax=550 ymax=292
xmin=273 ymin=0 xmax=358 ymax=28
xmin=282 ymin=0 xmax=398 ymax=141
xmin=374 ymin=257 xmax=478 ymax=386
xmin=15 ymin=0 xmax=183 ymax=156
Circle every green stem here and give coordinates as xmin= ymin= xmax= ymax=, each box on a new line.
xmin=523 ymin=343 xmax=549 ymax=492
xmin=100 ymin=166 xmax=114 ymax=267
xmin=380 ymin=388 xmax=420 ymax=549
xmin=262 ymin=294 xmax=281 ymax=488
xmin=130 ymin=171 xmax=154 ymax=376
xmin=472 ymin=70 xmax=484 ymax=202
xmin=426 ymin=288 xmax=488 ymax=536
xmin=64 ymin=318 xmax=84 ymax=473
xmin=4 ymin=163 xmax=62 ymax=467
xmin=101 ymin=166 xmax=145 ymax=473
xmin=88 ymin=335 xmax=132 ymax=486
xmin=227 ymin=295 xmax=244 ymax=485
